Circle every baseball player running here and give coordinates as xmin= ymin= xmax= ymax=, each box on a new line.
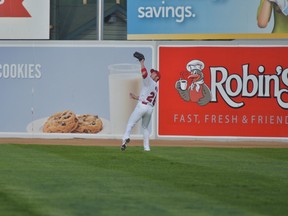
xmin=121 ymin=52 xmax=161 ymax=151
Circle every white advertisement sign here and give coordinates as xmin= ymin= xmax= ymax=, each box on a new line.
xmin=0 ymin=41 xmax=154 ymax=139
xmin=0 ymin=0 xmax=50 ymax=39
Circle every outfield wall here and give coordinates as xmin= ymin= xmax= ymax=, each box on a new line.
xmin=0 ymin=40 xmax=287 ymax=142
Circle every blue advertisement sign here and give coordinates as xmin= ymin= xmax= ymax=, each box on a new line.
xmin=127 ymin=0 xmax=288 ymax=40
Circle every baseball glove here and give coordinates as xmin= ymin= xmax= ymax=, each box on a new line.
xmin=133 ymin=52 xmax=145 ymax=61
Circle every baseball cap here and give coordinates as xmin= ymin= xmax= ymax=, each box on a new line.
xmin=150 ymin=69 xmax=161 ymax=80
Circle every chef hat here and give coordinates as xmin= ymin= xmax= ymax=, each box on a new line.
xmin=186 ymin=60 xmax=205 ymax=72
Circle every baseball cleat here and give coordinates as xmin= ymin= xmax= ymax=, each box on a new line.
xmin=121 ymin=144 xmax=126 ymax=151
xmin=133 ymin=52 xmax=145 ymax=62
xmin=121 ymin=138 xmax=130 ymax=151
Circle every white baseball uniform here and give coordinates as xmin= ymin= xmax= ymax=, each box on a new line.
xmin=122 ymin=67 xmax=158 ymax=151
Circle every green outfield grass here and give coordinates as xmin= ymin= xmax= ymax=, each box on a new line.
xmin=0 ymin=144 xmax=287 ymax=216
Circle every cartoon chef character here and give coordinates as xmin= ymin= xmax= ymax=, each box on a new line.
xmin=175 ymin=59 xmax=211 ymax=106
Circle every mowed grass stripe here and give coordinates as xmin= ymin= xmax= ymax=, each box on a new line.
xmin=0 ymin=144 xmax=287 ymax=216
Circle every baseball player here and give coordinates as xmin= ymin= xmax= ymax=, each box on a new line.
xmin=121 ymin=52 xmax=161 ymax=151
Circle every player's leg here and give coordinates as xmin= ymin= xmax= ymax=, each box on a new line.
xmin=142 ymin=128 xmax=150 ymax=151
xmin=122 ymin=104 xmax=145 ymax=150
xmin=141 ymin=107 xmax=153 ymax=151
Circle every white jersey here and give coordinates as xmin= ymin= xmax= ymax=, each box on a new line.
xmin=138 ymin=69 xmax=158 ymax=107
xmin=122 ymin=66 xmax=159 ymax=151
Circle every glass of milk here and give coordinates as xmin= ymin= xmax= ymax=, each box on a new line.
xmin=108 ymin=64 xmax=142 ymax=135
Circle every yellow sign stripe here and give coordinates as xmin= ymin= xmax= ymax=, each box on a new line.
xmin=128 ymin=33 xmax=288 ymax=40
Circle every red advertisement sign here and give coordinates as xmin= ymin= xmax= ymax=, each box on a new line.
xmin=158 ymin=46 xmax=288 ymax=137
xmin=0 ymin=0 xmax=31 ymax=17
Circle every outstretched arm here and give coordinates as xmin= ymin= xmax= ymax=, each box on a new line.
xmin=257 ymin=0 xmax=273 ymax=28
xmin=140 ymin=59 xmax=148 ymax=77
